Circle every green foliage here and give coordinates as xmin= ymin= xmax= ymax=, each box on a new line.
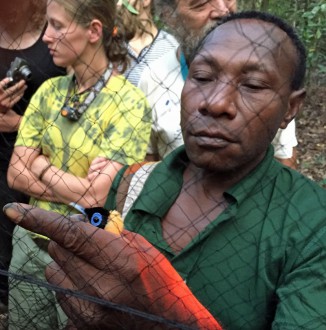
xmin=121 ymin=0 xmax=139 ymax=14
xmin=238 ymin=0 xmax=326 ymax=86
xmin=300 ymin=3 xmax=326 ymax=83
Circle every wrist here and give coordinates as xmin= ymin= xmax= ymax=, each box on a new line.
xmin=15 ymin=114 xmax=22 ymax=130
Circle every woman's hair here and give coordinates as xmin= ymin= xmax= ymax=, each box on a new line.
xmin=29 ymin=0 xmax=47 ymax=31
xmin=53 ymin=0 xmax=129 ymax=72
xmin=119 ymin=0 xmax=156 ymax=41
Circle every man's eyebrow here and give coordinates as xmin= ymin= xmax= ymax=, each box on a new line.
xmin=193 ymin=53 xmax=222 ymax=69
xmin=241 ymin=62 xmax=267 ymax=73
xmin=193 ymin=51 xmax=275 ymax=76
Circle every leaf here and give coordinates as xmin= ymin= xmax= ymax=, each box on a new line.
xmin=122 ymin=0 xmax=139 ymax=15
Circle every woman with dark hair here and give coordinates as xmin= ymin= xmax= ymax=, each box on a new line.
xmin=7 ymin=0 xmax=151 ymax=328
xmin=0 ymin=0 xmax=65 ymax=313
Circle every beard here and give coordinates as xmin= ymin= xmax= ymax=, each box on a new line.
xmin=174 ymin=19 xmax=221 ymax=62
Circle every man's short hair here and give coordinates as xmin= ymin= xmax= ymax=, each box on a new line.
xmin=192 ymin=11 xmax=307 ymax=91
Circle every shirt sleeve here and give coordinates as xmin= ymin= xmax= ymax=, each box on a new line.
xmin=15 ymin=81 xmax=50 ymax=149
xmin=104 ymin=165 xmax=129 ymax=211
xmin=138 ymin=59 xmax=184 ymax=159
xmin=272 ymin=120 xmax=298 ymax=159
xmin=272 ymin=226 xmax=326 ymax=329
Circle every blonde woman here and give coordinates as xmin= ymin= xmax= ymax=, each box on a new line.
xmin=7 ymin=0 xmax=151 ymax=328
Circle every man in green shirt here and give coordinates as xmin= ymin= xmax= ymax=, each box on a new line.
xmin=4 ymin=11 xmax=326 ymax=330
xmin=145 ymin=0 xmax=298 ymax=168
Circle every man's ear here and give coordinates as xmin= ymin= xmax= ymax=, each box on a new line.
xmin=87 ymin=19 xmax=103 ymax=44
xmin=280 ymin=88 xmax=306 ymax=129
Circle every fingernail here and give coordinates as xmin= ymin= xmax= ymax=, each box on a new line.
xmin=70 ymin=214 xmax=88 ymax=223
xmin=3 ymin=203 xmax=26 ymax=224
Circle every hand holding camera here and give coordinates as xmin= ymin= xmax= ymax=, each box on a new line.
xmin=6 ymin=57 xmax=32 ymax=88
xmin=0 ymin=57 xmax=31 ymax=113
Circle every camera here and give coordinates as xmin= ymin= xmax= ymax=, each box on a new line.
xmin=5 ymin=57 xmax=32 ymax=88
xmin=61 ymin=106 xmax=81 ymax=121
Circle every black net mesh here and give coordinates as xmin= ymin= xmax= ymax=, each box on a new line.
xmin=0 ymin=1 xmax=325 ymax=330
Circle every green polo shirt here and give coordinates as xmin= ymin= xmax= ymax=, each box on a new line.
xmin=106 ymin=146 xmax=326 ymax=330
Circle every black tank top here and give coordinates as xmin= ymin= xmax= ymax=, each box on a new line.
xmin=0 ymin=26 xmax=65 ymax=169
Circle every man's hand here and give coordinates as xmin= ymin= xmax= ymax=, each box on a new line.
xmin=0 ymin=78 xmax=27 ymax=113
xmin=3 ymin=203 xmax=222 ymax=330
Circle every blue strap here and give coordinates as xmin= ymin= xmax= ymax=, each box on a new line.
xmin=180 ymin=52 xmax=189 ymax=81
xmin=69 ymin=202 xmax=86 ymax=215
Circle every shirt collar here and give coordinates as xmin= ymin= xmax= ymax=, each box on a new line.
xmin=226 ymin=146 xmax=281 ymax=204
xmin=131 ymin=147 xmax=187 ymax=216
xmin=131 ymin=145 xmax=281 ymax=215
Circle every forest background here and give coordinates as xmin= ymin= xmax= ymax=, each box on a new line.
xmin=240 ymin=0 xmax=325 ymax=187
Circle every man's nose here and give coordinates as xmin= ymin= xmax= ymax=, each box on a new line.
xmin=198 ymin=80 xmax=237 ymax=119
xmin=209 ymin=0 xmax=230 ymax=19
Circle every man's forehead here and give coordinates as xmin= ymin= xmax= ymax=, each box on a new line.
xmin=205 ymin=19 xmax=289 ymax=51
xmin=192 ymin=18 xmax=296 ymax=80
xmin=176 ymin=0 xmax=234 ymax=4
xmin=175 ymin=0 xmax=199 ymax=10
xmin=176 ymin=0 xmax=235 ymax=9
xmin=187 ymin=0 xmax=206 ymax=6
